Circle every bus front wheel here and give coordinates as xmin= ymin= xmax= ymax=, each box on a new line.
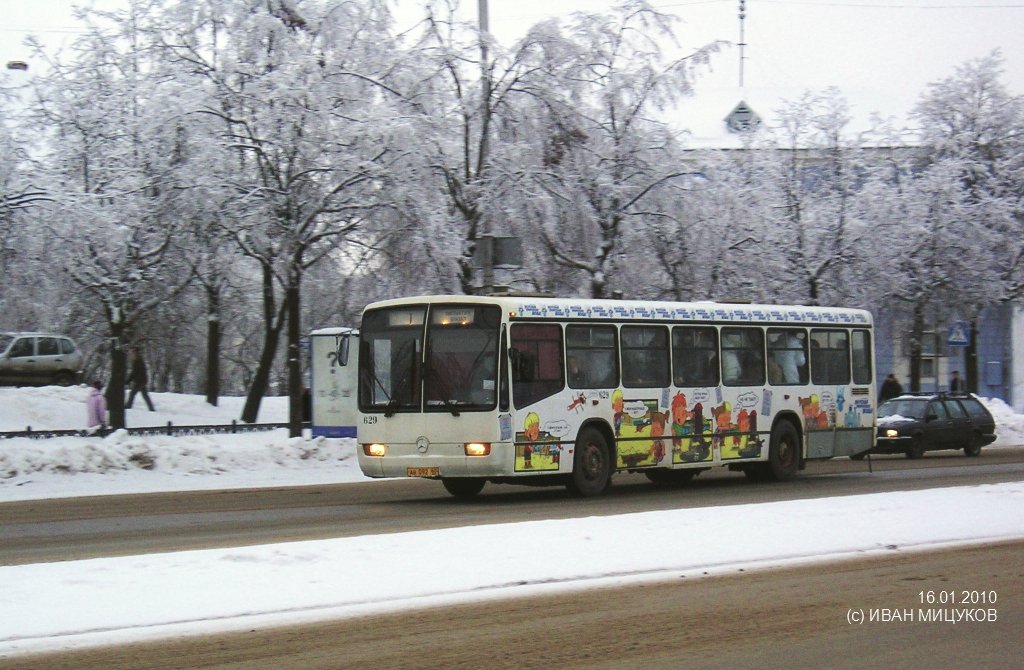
xmin=567 ymin=427 xmax=612 ymax=497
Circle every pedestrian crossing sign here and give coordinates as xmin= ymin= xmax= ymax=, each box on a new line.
xmin=947 ymin=321 xmax=969 ymax=347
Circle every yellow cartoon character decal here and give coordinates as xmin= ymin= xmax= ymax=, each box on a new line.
xmin=515 ymin=411 xmax=560 ymax=472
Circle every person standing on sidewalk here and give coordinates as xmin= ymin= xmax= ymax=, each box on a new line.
xmin=86 ymin=380 xmax=107 ymax=431
xmin=126 ymin=347 xmax=156 ymax=411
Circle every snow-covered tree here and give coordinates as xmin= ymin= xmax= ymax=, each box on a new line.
xmin=26 ymin=3 xmax=195 ymax=428
xmin=156 ymin=0 xmax=407 ymax=432
xmin=515 ymin=1 xmax=716 ymax=299
xmin=909 ymin=51 xmax=1024 ymax=389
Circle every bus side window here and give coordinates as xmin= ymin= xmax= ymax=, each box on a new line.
xmin=851 ymin=329 xmax=872 ymax=385
xmin=767 ymin=328 xmax=807 ymax=385
xmin=721 ymin=327 xmax=765 ymax=386
xmin=621 ymin=325 xmax=669 ymax=388
xmin=810 ymin=329 xmax=851 ymax=385
xmin=510 ymin=324 xmax=564 ymax=408
xmin=672 ymin=326 xmax=719 ymax=387
xmin=566 ymin=324 xmax=618 ymax=389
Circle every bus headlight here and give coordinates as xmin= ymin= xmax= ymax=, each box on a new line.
xmin=464 ymin=442 xmax=491 ymax=457
xmin=363 ymin=443 xmax=388 ymax=457
xmin=885 ymin=429 xmax=898 ymax=438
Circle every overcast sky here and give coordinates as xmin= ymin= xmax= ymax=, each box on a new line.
xmin=4 ymin=1 xmax=1023 ymax=136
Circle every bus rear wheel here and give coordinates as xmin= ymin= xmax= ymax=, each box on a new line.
xmin=442 ymin=477 xmax=486 ymax=499
xmin=567 ymin=427 xmax=612 ymax=497
xmin=746 ymin=421 xmax=800 ymax=482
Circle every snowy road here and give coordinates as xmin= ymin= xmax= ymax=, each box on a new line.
xmin=5 ymin=452 xmax=1024 ymax=565
xmin=2 ymin=478 xmax=1023 ymax=658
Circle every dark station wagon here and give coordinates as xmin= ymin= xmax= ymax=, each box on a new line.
xmin=869 ymin=392 xmax=997 ymax=459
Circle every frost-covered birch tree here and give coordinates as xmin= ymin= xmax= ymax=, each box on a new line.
xmin=909 ymin=51 xmax=1024 ymax=389
xmin=27 ymin=3 xmax=194 ymax=429
xmin=520 ymin=1 xmax=717 ymax=298
xmin=156 ymin=0 xmax=406 ymax=432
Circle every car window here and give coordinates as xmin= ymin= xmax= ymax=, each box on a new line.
xmin=943 ymin=400 xmax=967 ymax=419
xmin=0 ymin=334 xmax=13 ymax=354
xmin=60 ymin=339 xmax=77 ymax=355
xmin=37 ymin=337 xmax=60 ymax=356
xmin=928 ymin=401 xmax=948 ymax=419
xmin=878 ymin=399 xmax=926 ymax=419
xmin=957 ymin=397 xmax=992 ymax=422
xmin=9 ymin=337 xmax=34 ymax=358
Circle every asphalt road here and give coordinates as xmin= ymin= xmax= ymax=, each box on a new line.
xmin=3 ymin=448 xmax=1024 ymax=566
xmin=1 ymin=449 xmax=1022 ymax=668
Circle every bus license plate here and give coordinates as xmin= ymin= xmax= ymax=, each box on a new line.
xmin=407 ymin=467 xmax=440 ymax=477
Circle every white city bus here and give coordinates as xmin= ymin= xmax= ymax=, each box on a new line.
xmin=357 ymin=295 xmax=875 ymax=498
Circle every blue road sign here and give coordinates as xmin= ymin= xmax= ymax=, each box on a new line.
xmin=947 ymin=321 xmax=970 ymax=347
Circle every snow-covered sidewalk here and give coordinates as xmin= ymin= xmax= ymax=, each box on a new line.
xmin=2 ymin=483 xmax=1023 ymax=657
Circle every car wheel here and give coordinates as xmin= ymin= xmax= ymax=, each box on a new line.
xmin=905 ymin=436 xmax=925 ymax=459
xmin=441 ymin=477 xmax=486 ymax=499
xmin=963 ymin=434 xmax=982 ymax=458
xmin=567 ymin=426 xmax=612 ymax=497
xmin=53 ymin=371 xmax=74 ymax=387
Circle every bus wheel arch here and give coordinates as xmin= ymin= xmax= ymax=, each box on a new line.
xmin=746 ymin=415 xmax=801 ymax=482
xmin=567 ymin=422 xmax=614 ymax=497
xmin=767 ymin=417 xmax=801 ymax=480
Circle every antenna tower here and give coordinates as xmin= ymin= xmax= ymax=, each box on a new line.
xmin=738 ymin=0 xmax=747 ymax=87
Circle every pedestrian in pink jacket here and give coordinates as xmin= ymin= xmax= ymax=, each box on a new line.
xmin=86 ymin=380 xmax=107 ymax=430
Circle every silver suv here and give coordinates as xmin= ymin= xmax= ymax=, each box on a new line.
xmin=0 ymin=332 xmax=84 ymax=386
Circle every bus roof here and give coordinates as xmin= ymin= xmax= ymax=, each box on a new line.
xmin=363 ymin=295 xmax=872 ymax=327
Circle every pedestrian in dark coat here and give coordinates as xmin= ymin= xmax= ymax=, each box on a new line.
xmin=950 ymin=370 xmax=965 ymax=393
xmin=879 ymin=373 xmax=903 ymax=402
xmin=126 ymin=347 xmax=156 ymax=411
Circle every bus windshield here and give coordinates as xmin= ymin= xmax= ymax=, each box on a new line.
xmin=359 ymin=304 xmax=501 ymax=413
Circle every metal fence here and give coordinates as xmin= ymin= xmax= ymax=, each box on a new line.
xmin=0 ymin=421 xmax=310 ymax=440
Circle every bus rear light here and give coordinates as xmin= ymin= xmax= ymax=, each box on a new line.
xmin=363 ymin=443 xmax=388 ymax=457
xmin=464 ymin=442 xmax=491 ymax=456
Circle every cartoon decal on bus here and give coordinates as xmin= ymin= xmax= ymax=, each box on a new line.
xmin=515 ymin=411 xmax=562 ymax=472
xmin=671 ymin=390 xmax=714 ymax=463
xmin=615 ymin=398 xmax=662 ymax=468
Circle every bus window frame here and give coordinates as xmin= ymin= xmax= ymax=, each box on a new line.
xmin=810 ymin=329 xmax=851 ymax=385
xmin=566 ymin=324 xmax=619 ymax=389
xmin=720 ymin=326 xmax=765 ymax=387
xmin=510 ymin=323 xmax=565 ymax=408
xmin=620 ymin=324 xmax=670 ymax=388
xmin=671 ymin=326 xmax=719 ymax=387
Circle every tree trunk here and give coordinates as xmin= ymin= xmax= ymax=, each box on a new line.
xmin=106 ymin=323 xmax=129 ymax=430
xmin=286 ymin=278 xmax=303 ymax=438
xmin=965 ymin=318 xmax=979 ymax=393
xmin=908 ymin=304 xmax=925 ymax=392
xmin=241 ymin=267 xmax=288 ymax=424
xmin=205 ymin=285 xmax=221 ymax=406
